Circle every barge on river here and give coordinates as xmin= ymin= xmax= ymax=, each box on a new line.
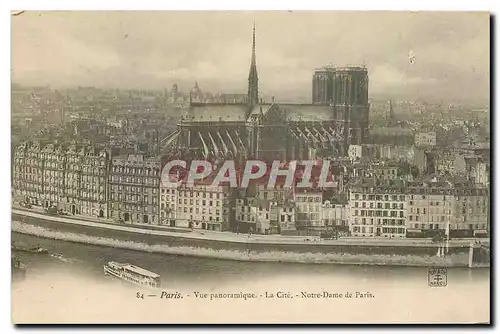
xmin=103 ymin=261 xmax=161 ymax=288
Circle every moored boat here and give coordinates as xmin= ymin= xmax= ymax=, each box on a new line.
xmin=11 ymin=242 xmax=49 ymax=254
xmin=103 ymin=261 xmax=161 ymax=288
xmin=12 ymin=256 xmax=26 ymax=281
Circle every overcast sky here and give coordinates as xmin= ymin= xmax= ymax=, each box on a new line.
xmin=11 ymin=11 xmax=490 ymax=103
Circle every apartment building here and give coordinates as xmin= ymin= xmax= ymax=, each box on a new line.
xmin=79 ymin=146 xmax=109 ymax=218
xmin=453 ymin=184 xmax=489 ymax=237
xmin=276 ymin=201 xmax=296 ymax=235
xmin=348 ymin=180 xmax=407 ymax=238
xmin=39 ymin=143 xmax=66 ymax=208
xmin=13 ymin=140 xmax=44 ymax=205
xmin=63 ymin=143 xmax=83 ymax=215
xmin=294 ymin=189 xmax=323 ymax=236
xmin=406 ymin=182 xmax=454 ymax=237
xmin=108 ymin=154 xmax=161 ymax=224
xmin=174 ymin=181 xmax=230 ymax=231
xmin=235 ymin=198 xmax=271 ymax=234
xmin=321 ymin=200 xmax=349 ymax=233
xmin=159 ymin=174 xmax=178 ymax=227
xmin=406 ymin=181 xmax=489 ymax=238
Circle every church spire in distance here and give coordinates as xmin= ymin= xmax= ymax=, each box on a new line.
xmin=248 ymin=20 xmax=259 ymax=106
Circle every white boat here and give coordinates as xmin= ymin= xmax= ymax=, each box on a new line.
xmin=103 ymin=261 xmax=161 ymax=288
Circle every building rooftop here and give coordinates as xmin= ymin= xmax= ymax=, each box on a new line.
xmin=249 ymin=104 xmax=275 ymax=116
xmin=185 ymin=104 xmax=249 ymax=122
xmin=279 ymin=104 xmax=333 ymax=122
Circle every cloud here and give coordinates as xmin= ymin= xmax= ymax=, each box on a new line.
xmin=11 ymin=11 xmax=490 ymax=102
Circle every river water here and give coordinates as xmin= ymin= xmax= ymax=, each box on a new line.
xmin=11 ymin=232 xmax=490 ymax=324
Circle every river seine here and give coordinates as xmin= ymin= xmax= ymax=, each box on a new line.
xmin=11 ymin=232 xmax=490 ymax=324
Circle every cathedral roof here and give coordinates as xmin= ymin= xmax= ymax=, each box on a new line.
xmin=249 ymin=104 xmax=274 ymax=116
xmin=278 ymin=104 xmax=333 ymax=122
xmin=186 ymin=104 xmax=249 ymax=122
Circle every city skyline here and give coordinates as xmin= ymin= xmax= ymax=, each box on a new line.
xmin=11 ymin=11 xmax=490 ymax=103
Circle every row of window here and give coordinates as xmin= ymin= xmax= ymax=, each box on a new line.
xmin=260 ymin=191 xmax=282 ymax=200
xmin=176 ymin=190 xmax=224 ymax=199
xmin=295 ymin=204 xmax=321 ymax=213
xmin=15 ymin=168 xmax=106 ymax=180
xmin=110 ymin=185 xmax=157 ymax=194
xmin=408 ymin=200 xmax=452 ymax=206
xmin=177 ymin=206 xmax=221 ymax=215
xmin=323 ymin=219 xmax=347 ymax=225
xmin=410 ymin=223 xmax=487 ymax=230
xmin=80 ymin=185 xmax=106 ymax=191
xmin=177 ymin=198 xmax=220 ymax=207
xmin=352 ymin=226 xmax=405 ymax=234
xmin=72 ymin=193 xmax=105 ymax=201
xmin=14 ymin=155 xmax=42 ymax=165
xmin=160 ymin=195 xmax=176 ymax=203
xmin=110 ymin=203 xmax=157 ymax=213
xmin=295 ymin=196 xmax=322 ymax=203
xmin=160 ymin=211 xmax=175 ymax=218
xmin=110 ymin=176 xmax=159 ymax=186
xmin=14 ymin=175 xmax=43 ymax=182
xmin=353 ymin=210 xmax=405 ymax=218
xmin=177 ymin=213 xmax=221 ymax=222
xmin=112 ymin=212 xmax=157 ymax=223
xmin=236 ymin=205 xmax=282 ymax=212
xmin=238 ymin=213 xmax=269 ymax=222
xmin=111 ymin=166 xmax=160 ymax=176
xmin=354 ymin=201 xmax=404 ymax=209
xmin=353 ymin=194 xmax=406 ymax=201
xmin=18 ymin=167 xmax=43 ymax=174
xmin=353 ymin=218 xmax=405 ymax=226
xmin=110 ymin=194 xmax=156 ymax=204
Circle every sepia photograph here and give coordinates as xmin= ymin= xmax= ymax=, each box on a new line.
xmin=10 ymin=10 xmax=490 ymax=324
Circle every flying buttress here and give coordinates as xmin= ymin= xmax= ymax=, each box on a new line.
xmin=198 ymin=132 xmax=210 ymax=158
xmin=207 ymin=132 xmax=221 ymax=156
xmin=234 ymin=130 xmax=246 ymax=151
xmin=217 ymin=131 xmax=229 ymax=156
xmin=226 ymin=130 xmax=238 ymax=156
xmin=303 ymin=126 xmax=320 ymax=148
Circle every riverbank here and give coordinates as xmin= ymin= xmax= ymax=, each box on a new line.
xmin=11 ymin=210 xmax=490 ymax=267
xmin=11 ymin=220 xmax=466 ymax=267
xmin=12 ymin=209 xmax=487 ymax=247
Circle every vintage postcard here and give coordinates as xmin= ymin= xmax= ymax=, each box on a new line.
xmin=11 ymin=11 xmax=490 ymax=324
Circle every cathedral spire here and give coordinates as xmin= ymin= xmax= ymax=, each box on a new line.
xmin=252 ymin=20 xmax=256 ymax=64
xmin=248 ymin=21 xmax=259 ymax=106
